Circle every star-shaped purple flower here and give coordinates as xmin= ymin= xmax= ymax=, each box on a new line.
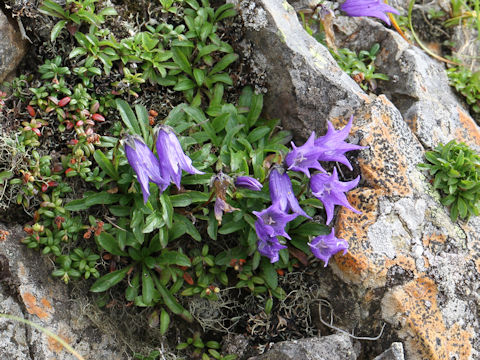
xmin=340 ymin=0 xmax=399 ymax=25
xmin=253 ymin=204 xmax=298 ymax=240
xmin=309 ymin=228 xmax=349 ymax=266
xmin=269 ymin=168 xmax=311 ymax=219
xmin=310 ymin=168 xmax=361 ymax=225
xmin=285 ymin=132 xmax=326 ymax=177
xmin=124 ymin=135 xmax=169 ymax=203
xmin=314 ymin=116 xmax=365 ymax=171
xmin=155 ymin=126 xmax=204 ymax=189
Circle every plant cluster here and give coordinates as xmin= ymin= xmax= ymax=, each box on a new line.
xmin=332 ymin=44 xmax=389 ymax=91
xmin=1 ymin=0 xmax=365 ymax=356
xmin=419 ymin=140 xmax=480 ymax=221
xmin=447 ymin=66 xmax=480 ymax=113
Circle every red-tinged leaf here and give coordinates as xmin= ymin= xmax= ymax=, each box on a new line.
xmin=32 ymin=128 xmax=41 ymax=136
xmin=26 ymin=105 xmax=36 ymax=117
xmin=48 ymin=96 xmax=59 ymax=105
xmin=288 ymin=247 xmax=309 ymax=266
xmin=76 ymin=120 xmax=84 ymax=127
xmin=183 ymin=272 xmax=194 ymax=285
xmin=92 ymin=113 xmax=105 ymax=122
xmin=65 ymin=168 xmax=74 ymax=175
xmin=41 ymin=184 xmax=48 ymax=192
xmin=58 ymin=97 xmax=71 ymax=107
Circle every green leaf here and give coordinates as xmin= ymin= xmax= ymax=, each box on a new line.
xmin=247 ymin=92 xmax=263 ymax=127
xmin=208 ymin=53 xmax=238 ymax=75
xmin=143 ymin=211 xmax=164 ymax=234
xmin=98 ymin=6 xmax=118 ymax=17
xmin=458 ymin=197 xmax=468 ymax=218
xmin=160 ymin=308 xmax=170 ymax=335
xmin=97 ymin=232 xmax=127 ymax=256
xmin=65 ymin=192 xmax=121 ymax=211
xmin=135 ymin=105 xmax=152 ymax=145
xmin=153 ymin=276 xmax=193 ymax=321
xmin=142 ymin=266 xmax=155 ymax=305
xmin=126 ymin=272 xmax=140 ymax=301
xmin=94 ymin=150 xmax=118 ymax=180
xmin=183 ymin=106 xmax=219 ymax=146
xmin=116 ymin=99 xmax=142 ymax=136
xmin=172 ymin=47 xmax=192 ymax=76
xmin=247 ymin=126 xmax=270 ymax=143
xmin=0 ymin=171 xmax=13 ymax=182
xmin=193 ymin=68 xmax=205 ymax=86
xmin=261 ymin=259 xmax=278 ymax=289
xmin=218 ymin=219 xmax=245 ymax=235
xmin=160 ymin=193 xmax=173 ymax=229
xmin=90 ymin=265 xmax=132 ymax=292
xmin=69 ymin=47 xmax=88 ymax=59
xmin=291 ymin=223 xmax=330 ymax=237
xmin=157 ymin=251 xmax=191 ymax=267
xmin=51 ymin=20 xmax=67 ymax=42
xmin=170 ymin=191 xmax=211 ymax=207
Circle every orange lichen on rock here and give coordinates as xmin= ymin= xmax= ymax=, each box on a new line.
xmin=383 ymin=277 xmax=472 ymax=360
xmin=404 ymin=114 xmax=418 ymax=134
xmin=357 ymin=119 xmax=411 ymax=196
xmin=334 ymin=188 xmax=389 ymax=286
xmin=455 ymin=106 xmax=480 ymax=146
xmin=47 ymin=331 xmax=71 ymax=353
xmin=21 ymin=292 xmax=53 ymax=320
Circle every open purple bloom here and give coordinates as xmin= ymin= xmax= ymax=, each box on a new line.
xmin=253 ymin=204 xmax=298 ymax=240
xmin=155 ymin=126 xmax=204 ymax=189
xmin=314 ymin=116 xmax=365 ymax=171
xmin=124 ymin=135 xmax=169 ymax=203
xmin=235 ymin=176 xmax=263 ymax=191
xmin=269 ymin=168 xmax=311 ymax=219
xmin=310 ymin=168 xmax=360 ymax=225
xmin=309 ymin=228 xmax=348 ymax=266
xmin=340 ymin=0 xmax=399 ymax=25
xmin=285 ymin=132 xmax=326 ymax=177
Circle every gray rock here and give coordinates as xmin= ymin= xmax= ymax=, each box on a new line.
xmin=0 ymin=9 xmax=27 ymax=82
xmin=373 ymin=342 xmax=405 ymax=360
xmin=247 ymin=334 xmax=358 ymax=360
xmin=0 ymin=224 xmax=130 ymax=360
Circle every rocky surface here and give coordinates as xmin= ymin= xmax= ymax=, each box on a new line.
xmin=247 ymin=333 xmax=359 ymax=360
xmin=0 ymin=224 xmax=129 ymax=360
xmin=373 ymin=342 xmax=405 ymax=360
xmin=234 ymin=0 xmax=480 ymax=359
xmin=0 ymin=9 xmax=27 ymax=83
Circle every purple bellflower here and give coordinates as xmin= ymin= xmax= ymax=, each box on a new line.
xmin=253 ymin=205 xmax=298 ymax=240
xmin=257 ymin=235 xmax=287 ymax=263
xmin=269 ymin=168 xmax=311 ymax=219
xmin=235 ymin=176 xmax=263 ymax=191
xmin=310 ymin=168 xmax=361 ymax=225
xmin=155 ymin=126 xmax=204 ymax=188
xmin=314 ymin=116 xmax=365 ymax=171
xmin=124 ymin=135 xmax=169 ymax=203
xmin=285 ymin=132 xmax=326 ymax=177
xmin=340 ymin=0 xmax=399 ymax=25
xmin=309 ymin=228 xmax=349 ymax=266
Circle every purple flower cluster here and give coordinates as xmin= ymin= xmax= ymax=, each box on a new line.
xmin=123 ymin=126 xmax=203 ymax=203
xmin=255 ymin=116 xmax=364 ymax=265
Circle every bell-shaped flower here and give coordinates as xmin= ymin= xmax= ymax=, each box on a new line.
xmin=310 ymin=168 xmax=361 ymax=225
xmin=269 ymin=168 xmax=311 ymax=219
xmin=235 ymin=176 xmax=263 ymax=191
xmin=124 ymin=135 xmax=169 ymax=203
xmin=257 ymin=235 xmax=287 ymax=263
xmin=340 ymin=0 xmax=399 ymax=25
xmin=285 ymin=132 xmax=326 ymax=177
xmin=155 ymin=126 xmax=204 ymax=189
xmin=309 ymin=228 xmax=349 ymax=266
xmin=253 ymin=204 xmax=298 ymax=240
xmin=314 ymin=116 xmax=365 ymax=171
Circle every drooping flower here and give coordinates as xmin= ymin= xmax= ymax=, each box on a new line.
xmin=269 ymin=168 xmax=311 ymax=219
xmin=124 ymin=135 xmax=169 ymax=203
xmin=253 ymin=204 xmax=298 ymax=240
xmin=235 ymin=176 xmax=263 ymax=191
xmin=155 ymin=125 xmax=204 ymax=189
xmin=308 ymin=228 xmax=349 ymax=266
xmin=211 ymin=172 xmax=238 ymax=225
xmin=340 ymin=0 xmax=399 ymax=25
xmin=310 ymin=168 xmax=361 ymax=225
xmin=285 ymin=132 xmax=326 ymax=177
xmin=257 ymin=235 xmax=287 ymax=263
xmin=314 ymin=116 xmax=365 ymax=171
